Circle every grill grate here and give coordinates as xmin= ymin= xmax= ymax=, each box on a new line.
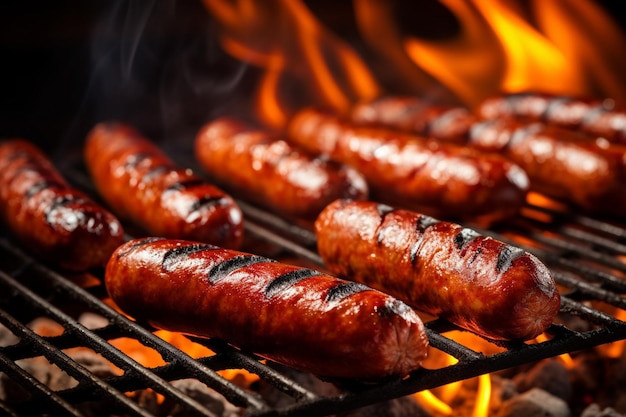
xmin=0 ymin=161 xmax=626 ymax=416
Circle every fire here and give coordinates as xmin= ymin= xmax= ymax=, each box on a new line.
xmin=415 ymin=331 xmax=504 ymax=416
xmin=202 ymin=0 xmax=380 ymax=127
xmin=201 ymin=0 xmax=625 ymax=126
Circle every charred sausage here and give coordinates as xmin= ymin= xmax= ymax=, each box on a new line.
xmin=105 ymin=237 xmax=429 ymax=379
xmin=314 ymin=199 xmax=561 ymax=341
xmin=351 ymin=96 xmax=476 ymax=142
xmin=349 ymin=96 xmax=626 ymax=215
xmin=84 ymin=122 xmax=243 ymax=249
xmin=468 ymin=119 xmax=626 ymax=215
xmin=287 ymin=108 xmax=529 ymax=223
xmin=478 ymin=92 xmax=626 ymax=143
xmin=194 ymin=118 xmax=368 ymax=220
xmin=0 ymin=139 xmax=124 ymax=271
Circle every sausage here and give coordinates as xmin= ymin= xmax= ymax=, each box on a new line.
xmin=84 ymin=122 xmax=244 ymax=249
xmin=351 ymin=96 xmax=477 ymax=142
xmin=287 ymin=108 xmax=530 ymax=223
xmin=194 ymin=118 xmax=368 ymax=221
xmin=0 ymin=139 xmax=125 ymax=271
xmin=468 ymin=119 xmax=626 ymax=215
xmin=478 ymin=92 xmax=626 ymax=143
xmin=105 ymin=237 xmax=429 ymax=380
xmin=349 ymin=96 xmax=626 ymax=215
xmin=315 ymin=199 xmax=561 ymax=341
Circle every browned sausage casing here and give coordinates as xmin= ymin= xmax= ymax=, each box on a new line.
xmin=195 ymin=118 xmax=368 ymax=220
xmin=84 ymin=122 xmax=243 ymax=249
xmin=351 ymin=96 xmax=477 ymax=142
xmin=315 ymin=199 xmax=561 ymax=341
xmin=0 ymin=139 xmax=125 ymax=271
xmin=478 ymin=92 xmax=626 ymax=143
xmin=105 ymin=237 xmax=429 ymax=379
xmin=469 ymin=119 xmax=626 ymax=215
xmin=288 ymin=108 xmax=529 ymax=223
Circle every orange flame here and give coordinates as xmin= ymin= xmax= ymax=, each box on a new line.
xmin=203 ymin=0 xmax=626 ymax=124
xmin=203 ymin=0 xmax=380 ymax=127
xmin=400 ymin=0 xmax=626 ymax=107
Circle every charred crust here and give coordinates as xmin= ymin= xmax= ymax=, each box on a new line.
xmin=410 ymin=215 xmax=439 ymax=263
xmin=162 ymin=243 xmax=217 ymax=271
xmin=375 ymin=203 xmax=396 ymax=245
xmin=189 ymin=196 xmax=227 ymax=213
xmin=376 ymin=203 xmax=395 ymax=218
xmin=495 ymin=245 xmax=526 ymax=273
xmin=417 ymin=215 xmax=439 ymax=231
xmin=265 ymin=268 xmax=321 ymax=298
xmin=123 ymin=153 xmax=151 ymax=169
xmin=164 ymin=178 xmax=206 ymax=192
xmin=140 ymin=165 xmax=171 ymax=183
xmin=454 ymin=228 xmax=480 ymax=250
xmin=44 ymin=195 xmax=89 ymax=225
xmin=208 ymin=255 xmax=269 ymax=283
xmin=325 ymin=282 xmax=370 ymax=303
xmin=25 ymin=180 xmax=65 ymax=199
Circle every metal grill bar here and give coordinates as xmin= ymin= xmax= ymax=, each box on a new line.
xmin=1 ymin=158 xmax=626 ymax=416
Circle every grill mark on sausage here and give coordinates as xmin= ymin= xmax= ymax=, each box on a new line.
xmin=140 ymin=165 xmax=171 ymax=183
xmin=189 ymin=196 xmax=227 ymax=213
xmin=543 ymin=97 xmax=571 ymax=122
xmin=123 ymin=153 xmax=151 ymax=169
xmin=454 ymin=228 xmax=481 ymax=250
xmin=207 ymin=255 xmax=269 ymax=283
xmin=116 ymin=237 xmax=165 ymax=259
xmin=375 ymin=203 xmax=396 ymax=245
xmin=410 ymin=215 xmax=439 ymax=264
xmin=265 ymin=269 xmax=322 ymax=299
xmin=496 ymin=245 xmax=526 ymax=273
xmin=325 ymin=282 xmax=370 ymax=303
xmin=44 ymin=195 xmax=89 ymax=225
xmin=164 ymin=179 xmax=206 ymax=192
xmin=24 ymin=180 xmax=65 ymax=199
xmin=162 ymin=243 xmax=218 ymax=271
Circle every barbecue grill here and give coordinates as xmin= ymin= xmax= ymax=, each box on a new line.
xmin=3 ymin=1 xmax=626 ymax=416
xmin=0 ymin=151 xmax=625 ymax=417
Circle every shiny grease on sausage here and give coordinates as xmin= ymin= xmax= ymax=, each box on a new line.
xmin=0 ymin=139 xmax=124 ymax=271
xmin=288 ymin=108 xmax=529 ymax=223
xmin=84 ymin=122 xmax=243 ymax=249
xmin=105 ymin=237 xmax=429 ymax=379
xmin=468 ymin=119 xmax=626 ymax=215
xmin=195 ymin=118 xmax=368 ymax=220
xmin=478 ymin=92 xmax=626 ymax=143
xmin=314 ymin=199 xmax=561 ymax=341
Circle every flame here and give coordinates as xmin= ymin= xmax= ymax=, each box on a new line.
xmin=203 ymin=0 xmax=380 ymax=127
xmin=472 ymin=373 xmax=492 ymax=417
xmin=203 ymin=0 xmax=626 ymax=123
xmin=400 ymin=0 xmax=626 ymax=106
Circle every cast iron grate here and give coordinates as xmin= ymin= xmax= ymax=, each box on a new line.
xmin=0 ymin=160 xmax=625 ymax=416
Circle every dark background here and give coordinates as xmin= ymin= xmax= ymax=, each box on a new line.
xmin=1 ymin=0 xmax=625 ymax=155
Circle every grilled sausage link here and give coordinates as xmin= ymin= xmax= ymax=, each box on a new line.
xmin=468 ymin=119 xmax=626 ymax=215
xmin=288 ymin=108 xmax=529 ymax=223
xmin=195 ymin=118 xmax=368 ymax=220
xmin=0 ymin=139 xmax=125 ymax=271
xmin=84 ymin=122 xmax=243 ymax=249
xmin=105 ymin=237 xmax=429 ymax=379
xmin=315 ymin=199 xmax=561 ymax=341
xmin=351 ymin=96 xmax=477 ymax=142
xmin=478 ymin=92 xmax=626 ymax=143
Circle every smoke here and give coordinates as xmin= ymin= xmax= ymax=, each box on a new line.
xmin=83 ymin=0 xmax=252 ymax=152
